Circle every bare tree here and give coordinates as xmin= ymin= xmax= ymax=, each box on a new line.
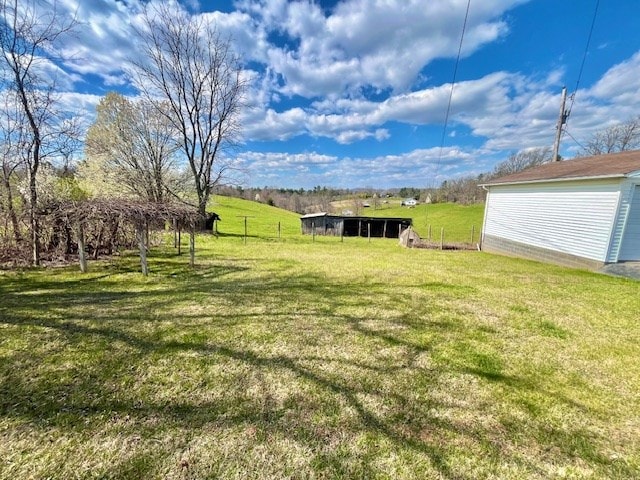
xmin=0 ymin=92 xmax=25 ymax=243
xmin=491 ymin=146 xmax=553 ymax=178
xmin=85 ymin=92 xmax=180 ymax=203
xmin=131 ymin=3 xmax=246 ymax=224
xmin=0 ymin=0 xmax=77 ymax=265
xmin=579 ymin=117 xmax=640 ymax=156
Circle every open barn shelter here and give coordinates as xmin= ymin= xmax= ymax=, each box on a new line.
xmin=480 ymin=150 xmax=640 ymax=269
xmin=301 ymin=213 xmax=412 ymax=238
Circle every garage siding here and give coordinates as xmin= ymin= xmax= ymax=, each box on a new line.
xmin=483 ymin=180 xmax=621 ymax=262
xmin=618 ymin=185 xmax=640 ymax=261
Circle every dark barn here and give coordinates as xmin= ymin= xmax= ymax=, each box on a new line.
xmin=301 ymin=213 xmax=412 ymax=238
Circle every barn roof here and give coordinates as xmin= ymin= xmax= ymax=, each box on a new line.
xmin=300 ymin=213 xmax=412 ymax=222
xmin=481 ymin=150 xmax=640 ymax=186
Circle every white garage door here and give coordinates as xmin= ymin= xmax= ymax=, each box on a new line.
xmin=619 ymin=185 xmax=640 ymax=261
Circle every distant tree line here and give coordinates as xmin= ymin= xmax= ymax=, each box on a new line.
xmin=216 ymin=146 xmax=554 ymax=212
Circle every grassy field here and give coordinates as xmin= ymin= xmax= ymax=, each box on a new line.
xmin=210 ymin=195 xmax=302 ymax=239
xmin=333 ymin=199 xmax=485 ymax=243
xmin=1 ymin=198 xmax=639 ymax=479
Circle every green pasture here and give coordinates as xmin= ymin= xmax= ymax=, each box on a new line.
xmin=1 ymin=198 xmax=638 ymax=479
xmin=366 ymin=202 xmax=485 ymax=243
xmin=210 ymin=195 xmax=302 ymax=239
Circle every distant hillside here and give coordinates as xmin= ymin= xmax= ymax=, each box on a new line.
xmin=209 ymin=195 xmax=302 ymax=238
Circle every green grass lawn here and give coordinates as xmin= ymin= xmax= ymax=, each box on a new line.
xmin=1 ymin=201 xmax=639 ymax=479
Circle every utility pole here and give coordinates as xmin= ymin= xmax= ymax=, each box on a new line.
xmin=552 ymin=86 xmax=568 ymax=162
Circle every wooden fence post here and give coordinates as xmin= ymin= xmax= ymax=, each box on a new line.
xmin=440 ymin=227 xmax=444 ymax=250
xmin=471 ymin=225 xmax=475 ymax=244
xmin=173 ymin=219 xmax=178 ymax=248
xmin=189 ymin=225 xmax=195 ymax=268
xmin=77 ymin=222 xmax=87 ymax=273
xmin=145 ymin=221 xmax=150 ymax=252
xmin=137 ymin=221 xmax=148 ymax=276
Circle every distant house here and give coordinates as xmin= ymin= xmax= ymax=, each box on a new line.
xmin=300 ymin=213 xmax=412 ymax=238
xmin=480 ymin=150 xmax=640 ymax=269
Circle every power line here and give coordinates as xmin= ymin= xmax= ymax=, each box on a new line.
xmin=435 ymin=0 xmax=471 ymax=183
xmin=566 ymin=0 xmax=600 ymax=119
xmin=563 ymin=128 xmax=585 ymax=150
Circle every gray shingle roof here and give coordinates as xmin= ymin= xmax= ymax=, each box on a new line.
xmin=481 ymin=150 xmax=640 ymax=186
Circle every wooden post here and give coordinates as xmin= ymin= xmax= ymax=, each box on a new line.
xmin=237 ymin=215 xmax=255 ymax=244
xmin=398 ymin=224 xmax=402 ymax=238
xmin=428 ymin=224 xmax=432 ymax=242
xmin=173 ymin=219 xmax=178 ymax=248
xmin=77 ymin=222 xmax=87 ymax=273
xmin=440 ymin=227 xmax=444 ymax=250
xmin=552 ymin=86 xmax=568 ymax=162
xmin=312 ymin=221 xmax=315 ymax=242
xmin=340 ymin=221 xmax=344 ymax=242
xmin=189 ymin=225 xmax=195 ymax=268
xmin=471 ymin=225 xmax=475 ymax=244
xmin=383 ymin=220 xmax=387 ymax=238
xmin=358 ymin=219 xmax=362 ymax=238
xmin=145 ymin=220 xmax=150 ymax=252
xmin=137 ymin=222 xmax=148 ymax=276
xmin=367 ymin=222 xmax=371 ymax=243
xmin=278 ymin=221 xmax=281 ymax=239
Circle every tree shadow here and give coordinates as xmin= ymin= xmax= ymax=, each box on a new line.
xmin=0 ymin=258 xmax=632 ymax=478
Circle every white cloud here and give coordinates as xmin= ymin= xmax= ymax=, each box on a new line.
xmin=16 ymin=1 xmax=640 ymax=187
xmin=588 ymin=51 xmax=640 ymax=105
xmin=236 ymin=0 xmax=527 ymax=97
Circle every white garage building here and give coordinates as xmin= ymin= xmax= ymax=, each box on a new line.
xmin=480 ymin=150 xmax=640 ymax=269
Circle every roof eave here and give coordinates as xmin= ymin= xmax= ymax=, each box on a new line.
xmin=480 ymin=173 xmax=628 ymax=188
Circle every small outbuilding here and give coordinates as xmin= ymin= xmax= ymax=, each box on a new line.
xmin=480 ymin=150 xmax=640 ymax=269
xmin=301 ymin=213 xmax=412 ymax=238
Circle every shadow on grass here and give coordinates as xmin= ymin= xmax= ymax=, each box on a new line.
xmin=0 ymin=256 xmax=631 ymax=479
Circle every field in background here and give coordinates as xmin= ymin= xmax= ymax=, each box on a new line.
xmin=210 ymin=195 xmax=485 ymax=244
xmin=330 ymin=198 xmax=484 ymax=243
xmin=367 ymin=201 xmax=485 ymax=243
xmin=1 ymin=198 xmax=638 ymax=479
xmin=210 ymin=195 xmax=302 ymax=239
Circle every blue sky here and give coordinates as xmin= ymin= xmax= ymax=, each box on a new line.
xmin=43 ymin=0 xmax=640 ymax=188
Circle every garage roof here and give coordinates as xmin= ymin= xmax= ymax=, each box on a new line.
xmin=481 ymin=150 xmax=640 ymax=186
